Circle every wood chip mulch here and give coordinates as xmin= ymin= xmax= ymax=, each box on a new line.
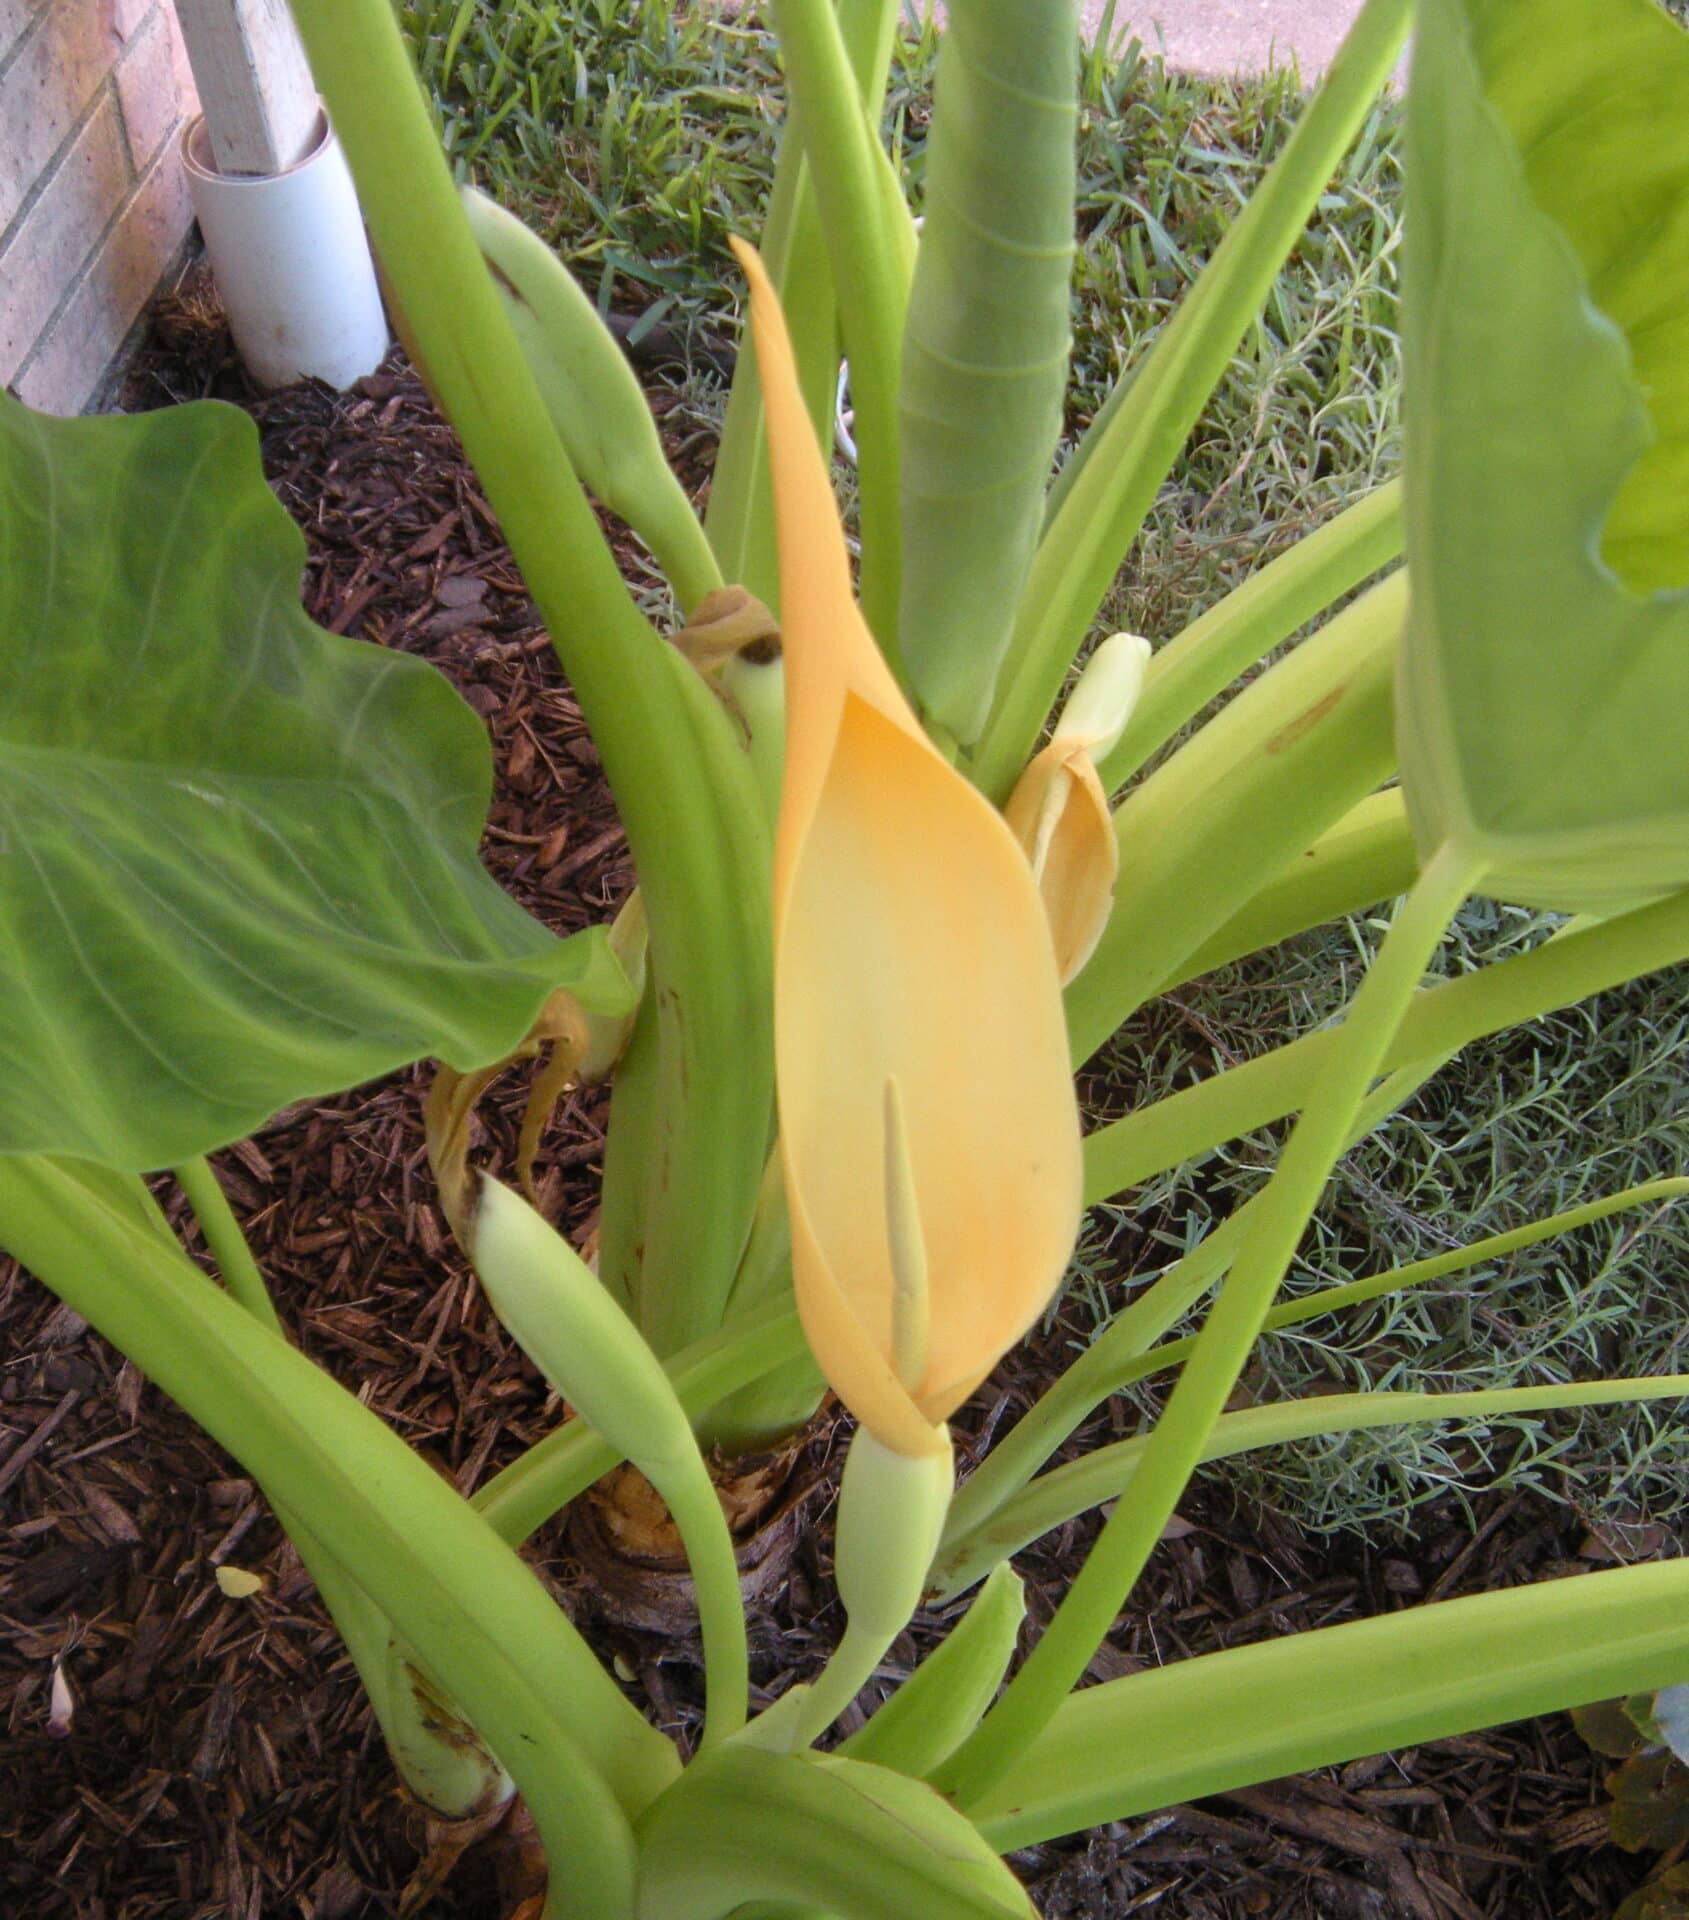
xmin=0 ymin=270 xmax=1664 ymax=1919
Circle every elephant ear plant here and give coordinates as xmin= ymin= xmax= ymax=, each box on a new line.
xmin=5 ymin=0 xmax=1689 ymax=1912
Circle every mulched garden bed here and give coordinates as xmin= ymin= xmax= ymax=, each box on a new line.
xmin=0 ymin=265 xmax=1667 ymax=1919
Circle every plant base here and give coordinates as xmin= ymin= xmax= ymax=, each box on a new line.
xmin=564 ymin=1416 xmax=831 ymax=1635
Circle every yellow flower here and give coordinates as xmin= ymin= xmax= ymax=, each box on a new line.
xmin=734 ymin=238 xmax=1081 ymax=1460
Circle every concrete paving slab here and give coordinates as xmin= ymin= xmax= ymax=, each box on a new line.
xmin=895 ymin=2 xmax=1387 ymax=83
xmin=1088 ymin=0 xmax=1369 ymax=76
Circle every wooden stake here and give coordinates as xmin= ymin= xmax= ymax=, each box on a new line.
xmin=171 ymin=0 xmax=321 ymax=176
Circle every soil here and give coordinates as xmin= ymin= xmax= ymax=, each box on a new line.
xmin=0 ymin=266 xmax=1668 ymax=1920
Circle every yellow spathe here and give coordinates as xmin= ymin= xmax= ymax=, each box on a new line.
xmin=734 ymin=237 xmax=1081 ymax=1460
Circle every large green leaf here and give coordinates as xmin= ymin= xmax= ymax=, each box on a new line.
xmin=0 ymin=391 xmax=630 ymax=1170
xmin=1397 ymin=0 xmax=1689 ymax=912
xmin=1471 ymin=1 xmax=1689 ymax=595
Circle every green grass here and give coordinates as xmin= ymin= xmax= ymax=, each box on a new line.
xmin=1084 ymin=908 xmax=1689 ymax=1537
xmin=398 ymin=0 xmax=784 ymax=337
xmin=399 ymin=1 xmax=1689 ymax=1541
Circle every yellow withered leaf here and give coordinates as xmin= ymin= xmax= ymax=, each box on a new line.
xmin=1003 ymin=632 xmax=1148 ymax=986
xmin=672 ymin=584 xmax=780 ymax=675
xmin=425 ymin=894 xmax=648 ymax=1239
xmin=734 ymin=237 xmax=1081 ymax=1461
xmin=1003 ymin=743 xmax=1115 ymax=986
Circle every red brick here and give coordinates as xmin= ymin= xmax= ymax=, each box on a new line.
xmin=14 ymin=143 xmax=192 ymax=414
xmin=114 ymin=2 xmax=189 ymax=171
xmin=0 ymin=0 xmax=124 ymax=233
xmin=0 ymin=1 xmax=49 ymax=57
xmin=163 ymin=4 xmax=201 ymax=117
xmin=0 ymin=92 xmax=130 ymax=386
xmin=111 ymin=0 xmax=152 ymax=40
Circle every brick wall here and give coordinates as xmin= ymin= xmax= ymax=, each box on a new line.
xmin=1 ymin=0 xmax=199 ymax=415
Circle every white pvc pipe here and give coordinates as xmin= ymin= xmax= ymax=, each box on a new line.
xmin=181 ymin=107 xmax=389 ymax=392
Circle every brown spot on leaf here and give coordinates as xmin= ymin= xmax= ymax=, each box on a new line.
xmin=1264 ymin=685 xmax=1344 ymax=754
